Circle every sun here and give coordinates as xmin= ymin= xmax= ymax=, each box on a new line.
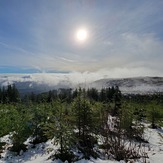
xmin=75 ymin=28 xmax=88 ymax=42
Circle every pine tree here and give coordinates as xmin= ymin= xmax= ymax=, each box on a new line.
xmin=72 ymin=89 xmax=97 ymax=158
xmin=9 ymin=104 xmax=32 ymax=153
xmin=147 ymin=101 xmax=163 ymax=128
xmin=87 ymin=88 xmax=99 ymax=101
xmin=43 ymin=100 xmax=75 ymax=161
xmin=99 ymin=88 xmax=106 ymax=102
xmin=12 ymin=84 xmax=20 ymax=102
xmin=72 ymin=88 xmax=94 ymax=140
xmin=0 ymin=88 xmax=2 ymax=103
xmin=112 ymin=86 xmax=122 ymax=116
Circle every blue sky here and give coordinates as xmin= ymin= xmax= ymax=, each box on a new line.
xmin=0 ymin=0 xmax=163 ymax=77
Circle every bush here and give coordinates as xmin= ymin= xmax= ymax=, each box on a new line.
xmin=147 ymin=102 xmax=163 ymax=128
xmin=9 ymin=141 xmax=27 ymax=154
xmin=50 ymin=150 xmax=75 ymax=163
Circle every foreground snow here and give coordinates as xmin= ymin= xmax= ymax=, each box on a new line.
xmin=0 ymin=126 xmax=163 ymax=163
xmin=144 ymin=128 xmax=163 ymax=163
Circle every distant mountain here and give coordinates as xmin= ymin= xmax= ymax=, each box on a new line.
xmin=0 ymin=74 xmax=163 ymax=95
xmin=90 ymin=77 xmax=163 ymax=94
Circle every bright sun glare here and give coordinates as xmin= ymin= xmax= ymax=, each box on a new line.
xmin=75 ymin=28 xmax=88 ymax=42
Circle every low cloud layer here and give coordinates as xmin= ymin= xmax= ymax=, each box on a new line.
xmin=0 ymin=67 xmax=161 ymax=89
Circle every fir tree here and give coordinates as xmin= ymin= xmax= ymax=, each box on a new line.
xmin=43 ymin=100 xmax=75 ymax=161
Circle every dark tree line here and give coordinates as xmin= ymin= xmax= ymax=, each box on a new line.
xmin=0 ymin=84 xmax=20 ymax=103
xmin=0 ymin=84 xmax=122 ymax=106
xmin=23 ymin=86 xmax=121 ymax=104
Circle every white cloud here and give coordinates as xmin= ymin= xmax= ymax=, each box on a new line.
xmin=0 ymin=66 xmax=162 ymax=89
xmin=0 ymin=0 xmax=163 ymax=77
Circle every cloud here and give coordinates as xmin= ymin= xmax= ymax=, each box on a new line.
xmin=36 ymin=32 xmax=162 ymax=76
xmin=0 ymin=66 xmax=162 ymax=89
xmin=26 ymin=0 xmax=163 ymax=75
xmin=0 ymin=0 xmax=163 ymax=77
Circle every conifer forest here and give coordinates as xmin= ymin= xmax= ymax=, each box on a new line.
xmin=0 ymin=85 xmax=163 ymax=162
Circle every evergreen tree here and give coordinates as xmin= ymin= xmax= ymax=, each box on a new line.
xmin=9 ymin=104 xmax=32 ymax=153
xmin=87 ymin=88 xmax=99 ymax=101
xmin=99 ymin=88 xmax=106 ymax=102
xmin=112 ymin=86 xmax=122 ymax=116
xmin=0 ymin=88 xmax=2 ymax=103
xmin=0 ymin=84 xmax=20 ymax=103
xmin=147 ymin=101 xmax=163 ymax=128
xmin=72 ymin=89 xmax=97 ymax=158
xmin=12 ymin=84 xmax=20 ymax=102
xmin=43 ymin=100 xmax=75 ymax=161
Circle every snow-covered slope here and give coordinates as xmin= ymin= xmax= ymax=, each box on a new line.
xmin=0 ymin=126 xmax=163 ymax=163
xmin=91 ymin=77 xmax=163 ymax=94
xmin=145 ymin=127 xmax=163 ymax=163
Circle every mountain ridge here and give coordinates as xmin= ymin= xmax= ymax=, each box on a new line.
xmin=90 ymin=76 xmax=163 ymax=94
xmin=0 ymin=74 xmax=163 ymax=95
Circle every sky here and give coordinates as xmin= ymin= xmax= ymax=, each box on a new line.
xmin=0 ymin=0 xmax=163 ymax=78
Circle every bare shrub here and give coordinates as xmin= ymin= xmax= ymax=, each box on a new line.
xmin=102 ymin=115 xmax=148 ymax=162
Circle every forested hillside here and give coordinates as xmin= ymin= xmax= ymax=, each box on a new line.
xmin=0 ymin=85 xmax=163 ymax=162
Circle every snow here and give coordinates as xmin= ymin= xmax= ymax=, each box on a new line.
xmin=144 ymin=127 xmax=163 ymax=163
xmin=76 ymin=158 xmax=120 ymax=163
xmin=0 ymin=126 xmax=163 ymax=163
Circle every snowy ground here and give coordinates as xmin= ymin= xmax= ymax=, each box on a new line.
xmin=144 ymin=127 xmax=163 ymax=163
xmin=0 ymin=126 xmax=163 ymax=163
